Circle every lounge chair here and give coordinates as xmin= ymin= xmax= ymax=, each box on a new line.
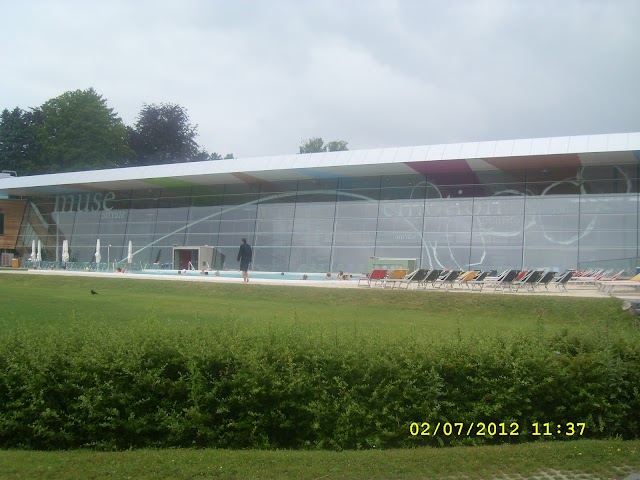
xmin=596 ymin=270 xmax=625 ymax=291
xmin=455 ymin=270 xmax=480 ymax=288
xmin=490 ymin=269 xmax=520 ymax=293
xmin=435 ymin=270 xmax=463 ymax=289
xmin=512 ymin=270 xmax=530 ymax=284
xmin=513 ymin=270 xmax=544 ymax=292
xmin=601 ymin=270 xmax=624 ymax=282
xmin=357 ymin=269 xmax=388 ymax=288
xmin=598 ymin=272 xmax=640 ymax=295
xmin=570 ymin=269 xmax=611 ymax=286
xmin=383 ymin=268 xmax=410 ymax=288
xmin=419 ymin=269 xmax=443 ymax=289
xmin=535 ymin=271 xmax=557 ymax=291
xmin=483 ymin=269 xmax=509 ymax=284
xmin=553 ymin=271 xmax=574 ymax=291
xmin=468 ymin=271 xmax=490 ymax=291
xmin=396 ymin=269 xmax=429 ymax=289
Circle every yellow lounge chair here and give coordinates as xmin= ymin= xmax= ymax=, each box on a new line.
xmin=383 ymin=269 xmax=409 ymax=288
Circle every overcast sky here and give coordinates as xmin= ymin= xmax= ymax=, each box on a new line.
xmin=2 ymin=0 xmax=639 ymax=159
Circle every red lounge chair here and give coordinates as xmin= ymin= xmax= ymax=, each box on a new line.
xmin=357 ymin=269 xmax=388 ymax=287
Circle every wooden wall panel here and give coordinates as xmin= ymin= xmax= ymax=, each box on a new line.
xmin=0 ymin=199 xmax=27 ymax=249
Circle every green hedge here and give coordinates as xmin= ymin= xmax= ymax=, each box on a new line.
xmin=0 ymin=319 xmax=639 ymax=450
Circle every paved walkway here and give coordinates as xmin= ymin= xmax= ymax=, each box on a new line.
xmin=3 ymin=268 xmax=640 ymax=302
xmin=486 ymin=471 xmax=640 ymax=479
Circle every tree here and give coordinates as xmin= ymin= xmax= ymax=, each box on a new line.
xmin=299 ymin=137 xmax=348 ymax=154
xmin=0 ymin=107 xmax=41 ymax=175
xmin=299 ymin=137 xmax=325 ymax=154
xmin=326 ymin=140 xmax=349 ymax=152
xmin=193 ymin=150 xmax=235 ymax=161
xmin=128 ymin=103 xmax=200 ymax=166
xmin=35 ymin=88 xmax=131 ymax=173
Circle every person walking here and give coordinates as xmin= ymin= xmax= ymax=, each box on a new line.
xmin=237 ymin=237 xmax=252 ymax=283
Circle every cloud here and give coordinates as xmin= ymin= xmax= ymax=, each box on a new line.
xmin=1 ymin=0 xmax=639 ymax=159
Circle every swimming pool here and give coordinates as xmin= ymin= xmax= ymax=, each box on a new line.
xmin=132 ymin=270 xmax=356 ymax=281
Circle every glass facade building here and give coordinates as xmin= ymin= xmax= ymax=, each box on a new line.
xmin=1 ymin=133 xmax=640 ymax=274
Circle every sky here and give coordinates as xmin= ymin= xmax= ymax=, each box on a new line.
xmin=1 ymin=0 xmax=639 ymax=159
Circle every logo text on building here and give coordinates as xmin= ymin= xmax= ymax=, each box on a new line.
xmin=54 ymin=192 xmax=115 ymax=213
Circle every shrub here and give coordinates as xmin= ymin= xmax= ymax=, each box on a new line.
xmin=0 ymin=316 xmax=638 ymax=450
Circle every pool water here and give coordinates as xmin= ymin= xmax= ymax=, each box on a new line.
xmin=132 ymin=270 xmax=355 ymax=281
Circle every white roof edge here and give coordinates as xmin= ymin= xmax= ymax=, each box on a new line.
xmin=1 ymin=132 xmax=639 ymax=190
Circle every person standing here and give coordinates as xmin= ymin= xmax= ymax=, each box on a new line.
xmin=237 ymin=238 xmax=252 ymax=283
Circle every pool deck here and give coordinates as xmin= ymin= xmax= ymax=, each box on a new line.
xmin=3 ymin=268 xmax=639 ymax=301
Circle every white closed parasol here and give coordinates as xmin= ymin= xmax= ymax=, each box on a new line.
xmin=62 ymin=240 xmax=69 ymax=263
xmin=95 ymin=239 xmax=101 ymax=264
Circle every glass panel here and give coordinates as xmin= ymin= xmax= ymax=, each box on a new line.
xmin=374 ymin=246 xmax=422 ymax=265
xmin=526 ymin=167 xmax=582 ymax=196
xmin=185 ymin=204 xmax=222 ymax=247
xmin=525 ymin=195 xmax=579 ymax=215
xmin=379 ymin=175 xmax=426 ymax=203
xmin=256 ymin=200 xmax=295 ymax=248
xmin=252 ymin=247 xmax=290 ymax=272
xmin=422 ymin=246 xmax=471 ymax=271
xmin=255 ymin=218 xmax=294 ymax=247
xmin=289 ymin=247 xmax=331 ymax=273
xmin=97 ymin=211 xmax=130 ymax=263
xmin=425 ymin=199 xmax=473 ymax=217
xmin=336 ymin=196 xmax=378 ymax=218
xmin=338 ymin=176 xmax=381 ymax=189
xmin=148 ymin=206 xmax=190 ymax=266
xmin=51 ymin=210 xmax=76 ymax=243
xmin=331 ymin=246 xmax=375 ymax=274
xmin=473 ymin=196 xmax=525 ymax=216
xmin=218 ymin=222 xmax=256 ymax=247
xmin=221 ymin=193 xmax=259 ymax=220
xmin=69 ymin=211 xmax=102 ymax=263
xmin=579 ymin=194 xmax=637 ymax=214
xmin=125 ymin=208 xmax=158 ymax=265
xmin=297 ymin=178 xmax=338 ymax=197
xmin=379 ymin=199 xmax=425 ymax=219
xmin=580 ymin=165 xmax=638 ymax=194
xmin=333 ymin=218 xmax=377 ymax=247
xmin=469 ymin=247 xmax=523 ymax=272
xmin=294 ymin=203 xmax=336 ymax=219
xmin=522 ymin=247 xmax=577 ymax=272
xmin=380 ymin=174 xmax=425 ymax=188
xmin=578 ymin=194 xmax=638 ymax=267
xmin=472 ymin=215 xmax=524 ymax=247
xmin=375 ymin=217 xmax=423 ymax=247
xmin=523 ymin=219 xmax=580 ymax=246
xmin=291 ymin=232 xmax=333 ymax=247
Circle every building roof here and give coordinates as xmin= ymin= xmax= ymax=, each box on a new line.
xmin=1 ymin=132 xmax=639 ymax=195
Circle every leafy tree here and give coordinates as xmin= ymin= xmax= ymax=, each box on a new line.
xmin=128 ymin=103 xmax=201 ymax=166
xmin=326 ymin=140 xmax=349 ymax=152
xmin=299 ymin=137 xmax=348 ymax=154
xmin=35 ymin=88 xmax=131 ymax=173
xmin=0 ymin=107 xmax=41 ymax=175
xmin=299 ymin=137 xmax=326 ymax=154
xmin=194 ymin=150 xmax=235 ymax=161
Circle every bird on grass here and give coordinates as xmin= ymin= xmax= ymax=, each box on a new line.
xmin=91 ymin=289 xmax=98 ymax=295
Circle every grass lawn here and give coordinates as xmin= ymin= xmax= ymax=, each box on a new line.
xmin=0 ymin=272 xmax=639 ymax=478
xmin=0 ymin=273 xmax=633 ymax=341
xmin=0 ymin=440 xmax=638 ymax=479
